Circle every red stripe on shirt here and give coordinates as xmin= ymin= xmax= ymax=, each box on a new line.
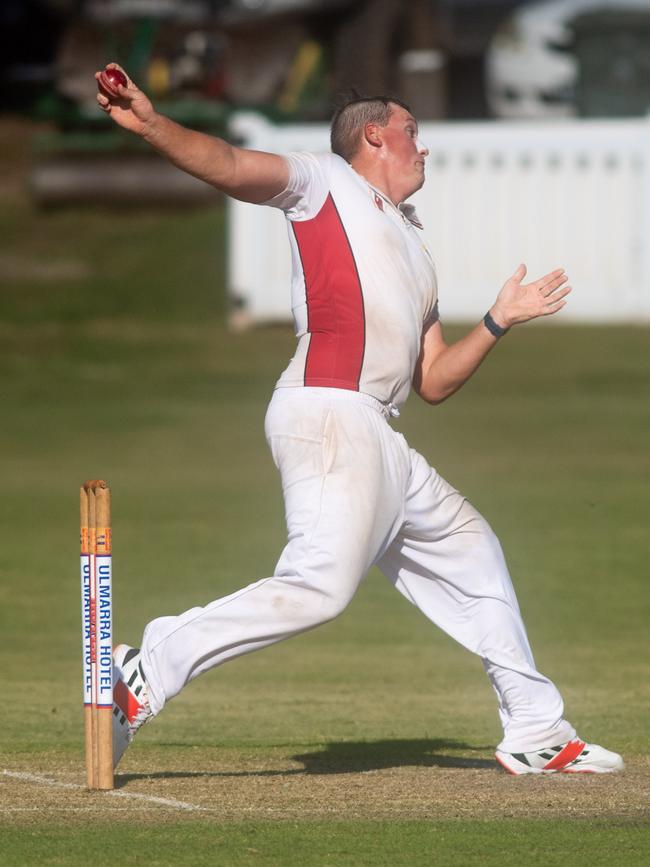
xmin=292 ymin=194 xmax=365 ymax=389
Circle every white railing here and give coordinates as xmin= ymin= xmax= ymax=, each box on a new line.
xmin=228 ymin=113 xmax=650 ymax=325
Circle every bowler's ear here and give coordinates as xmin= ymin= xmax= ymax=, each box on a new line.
xmin=364 ymin=122 xmax=382 ymax=148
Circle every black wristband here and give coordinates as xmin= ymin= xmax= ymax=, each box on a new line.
xmin=483 ymin=311 xmax=509 ymax=338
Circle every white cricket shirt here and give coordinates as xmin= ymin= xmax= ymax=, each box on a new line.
xmin=265 ymin=151 xmax=438 ymax=408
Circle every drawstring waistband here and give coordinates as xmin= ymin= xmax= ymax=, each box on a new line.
xmin=357 ymin=393 xmax=401 ymax=419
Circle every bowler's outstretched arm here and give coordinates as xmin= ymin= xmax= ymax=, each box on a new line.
xmin=95 ymin=64 xmax=289 ymax=204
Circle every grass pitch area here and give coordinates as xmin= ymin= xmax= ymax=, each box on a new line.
xmin=1 ymin=119 xmax=649 ymax=864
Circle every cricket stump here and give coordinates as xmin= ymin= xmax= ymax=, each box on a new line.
xmin=80 ymin=480 xmax=114 ymax=789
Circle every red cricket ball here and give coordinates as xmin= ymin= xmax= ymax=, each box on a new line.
xmin=98 ymin=67 xmax=127 ymax=98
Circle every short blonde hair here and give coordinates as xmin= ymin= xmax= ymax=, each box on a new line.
xmin=330 ymin=93 xmax=412 ymax=162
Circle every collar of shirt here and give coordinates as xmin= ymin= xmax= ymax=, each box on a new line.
xmin=368 ymin=182 xmax=423 ymax=230
xmin=347 ymin=162 xmax=424 ymax=230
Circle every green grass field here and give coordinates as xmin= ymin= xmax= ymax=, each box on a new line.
xmin=1 ymin=120 xmax=649 ymax=865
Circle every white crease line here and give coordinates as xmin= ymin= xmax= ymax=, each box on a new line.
xmin=2 ymin=769 xmax=206 ymax=812
xmin=109 ymin=788 xmax=206 ymax=811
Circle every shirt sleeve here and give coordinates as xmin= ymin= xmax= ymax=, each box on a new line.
xmin=261 ymin=151 xmax=332 ymax=221
xmin=424 ymin=300 xmax=440 ymax=327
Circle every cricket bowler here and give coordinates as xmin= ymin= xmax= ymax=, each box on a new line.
xmin=97 ymin=64 xmax=624 ymax=776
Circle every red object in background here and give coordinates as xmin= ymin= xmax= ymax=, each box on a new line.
xmin=98 ymin=67 xmax=127 ymax=98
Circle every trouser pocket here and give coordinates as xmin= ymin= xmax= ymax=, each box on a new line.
xmin=265 ymin=397 xmax=338 ymax=490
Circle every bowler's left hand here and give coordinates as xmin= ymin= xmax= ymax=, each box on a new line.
xmin=490 ymin=264 xmax=571 ymax=329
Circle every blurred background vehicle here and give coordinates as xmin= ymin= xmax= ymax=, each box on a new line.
xmin=486 ymin=0 xmax=650 ymax=119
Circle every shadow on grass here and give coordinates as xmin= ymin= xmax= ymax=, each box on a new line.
xmin=116 ymin=738 xmax=495 ymax=787
xmin=293 ymin=739 xmax=494 ymax=773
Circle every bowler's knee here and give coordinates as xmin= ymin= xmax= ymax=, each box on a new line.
xmin=464 ymin=510 xmax=505 ymax=555
xmin=272 ymin=570 xmax=358 ymax=628
xmin=288 ymin=586 xmax=353 ymax=629
xmin=315 ymin=591 xmax=352 ymax=625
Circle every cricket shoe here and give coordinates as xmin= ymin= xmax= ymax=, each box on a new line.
xmin=112 ymin=644 xmax=153 ymax=769
xmin=495 ymin=738 xmax=624 ymax=775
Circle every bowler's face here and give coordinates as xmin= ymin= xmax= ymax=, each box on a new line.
xmin=382 ymin=105 xmax=428 ymax=199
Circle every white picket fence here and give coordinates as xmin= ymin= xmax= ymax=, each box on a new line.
xmin=227 ymin=112 xmax=650 ymax=324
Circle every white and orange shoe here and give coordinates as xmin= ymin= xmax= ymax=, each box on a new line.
xmin=496 ymin=738 xmax=624 ymax=774
xmin=112 ymin=644 xmax=153 ymax=769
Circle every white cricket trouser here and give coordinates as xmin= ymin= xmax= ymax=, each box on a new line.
xmin=141 ymin=387 xmax=575 ymax=753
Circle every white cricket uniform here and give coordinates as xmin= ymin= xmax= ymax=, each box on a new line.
xmin=141 ymin=152 xmax=575 ymax=753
